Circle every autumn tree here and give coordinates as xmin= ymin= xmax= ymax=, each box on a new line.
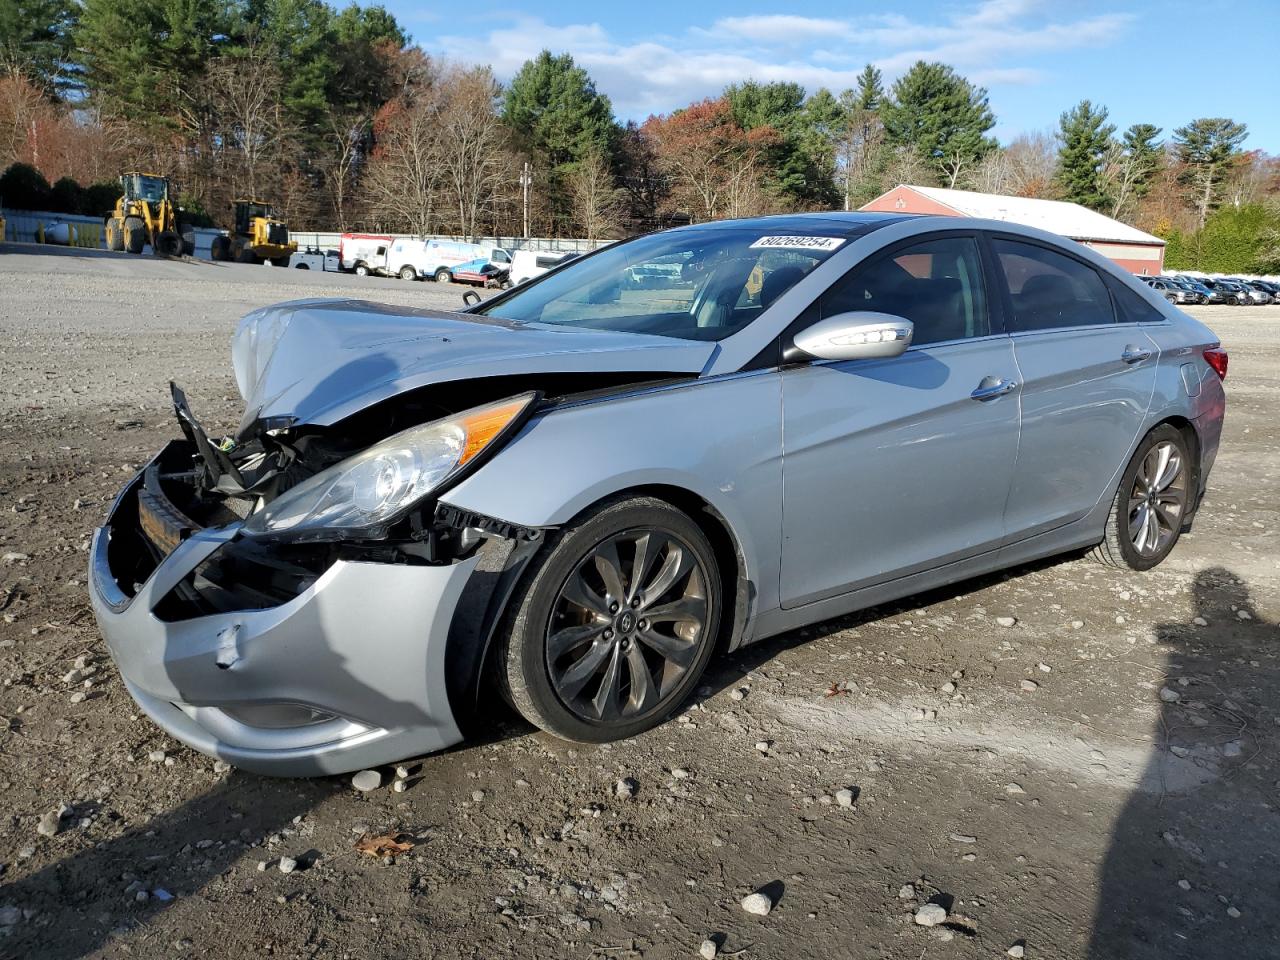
xmin=568 ymin=147 xmax=622 ymax=240
xmin=643 ymin=97 xmax=776 ymax=222
xmin=1102 ymin=123 xmax=1162 ymax=219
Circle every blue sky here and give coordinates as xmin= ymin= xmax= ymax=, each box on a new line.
xmin=380 ymin=0 xmax=1278 ymax=152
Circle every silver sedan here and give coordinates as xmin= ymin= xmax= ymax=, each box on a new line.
xmin=89 ymin=213 xmax=1227 ymax=775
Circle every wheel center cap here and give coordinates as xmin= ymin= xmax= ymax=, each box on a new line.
xmin=616 ymin=611 xmax=636 ymax=634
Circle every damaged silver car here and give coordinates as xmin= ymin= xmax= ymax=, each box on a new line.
xmin=89 ymin=213 xmax=1227 ymax=775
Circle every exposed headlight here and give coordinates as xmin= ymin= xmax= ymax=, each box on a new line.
xmin=241 ymin=392 xmax=536 ymax=541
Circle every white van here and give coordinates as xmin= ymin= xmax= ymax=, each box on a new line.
xmin=510 ymin=250 xmax=577 ymax=285
xmin=339 ymin=234 xmax=394 ymax=275
xmin=387 ymin=239 xmax=512 ymax=281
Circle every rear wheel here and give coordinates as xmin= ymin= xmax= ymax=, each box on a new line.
xmin=355 ymin=263 xmax=369 ymax=277
xmin=500 ymin=497 xmax=722 ymax=743
xmin=123 ymin=217 xmax=146 ymax=254
xmin=1090 ymin=424 xmax=1191 ymax=571
xmin=105 ymin=218 xmax=124 ymax=251
xmin=399 ymin=265 xmax=417 ymax=280
xmin=210 ymin=235 xmax=230 ymax=261
xmin=270 ymin=255 xmax=291 ymax=267
xmin=235 ymin=246 xmax=260 ymax=265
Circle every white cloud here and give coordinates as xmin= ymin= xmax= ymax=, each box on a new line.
xmin=429 ymin=3 xmax=1136 ymax=121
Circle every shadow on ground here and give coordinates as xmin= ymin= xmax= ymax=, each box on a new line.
xmin=1088 ymin=566 xmax=1280 ymax=959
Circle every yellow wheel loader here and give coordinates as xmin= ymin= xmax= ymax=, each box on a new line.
xmin=104 ymin=173 xmax=187 ymax=257
xmin=209 ymin=199 xmax=297 ymax=266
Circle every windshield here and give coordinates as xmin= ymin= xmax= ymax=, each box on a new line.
xmin=478 ymin=226 xmax=850 ymax=341
xmin=126 ymin=175 xmax=168 ymax=203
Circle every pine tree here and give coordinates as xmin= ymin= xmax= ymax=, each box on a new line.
xmin=852 ymin=64 xmax=884 ymax=112
xmin=0 ymin=0 xmax=76 ymax=91
xmin=1055 ymin=99 xmax=1115 ymax=210
xmin=1174 ymin=117 xmax=1248 ymax=228
xmin=881 ymin=61 xmax=996 ymax=187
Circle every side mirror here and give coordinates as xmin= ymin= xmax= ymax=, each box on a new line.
xmin=791 ymin=311 xmax=914 ymax=362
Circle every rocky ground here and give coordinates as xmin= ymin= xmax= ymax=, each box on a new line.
xmin=0 ymin=246 xmax=1277 ymax=960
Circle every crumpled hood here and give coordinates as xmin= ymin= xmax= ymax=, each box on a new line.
xmin=231 ymin=298 xmax=717 ymax=431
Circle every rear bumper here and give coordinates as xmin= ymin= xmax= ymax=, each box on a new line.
xmin=89 ymin=469 xmax=476 ymax=776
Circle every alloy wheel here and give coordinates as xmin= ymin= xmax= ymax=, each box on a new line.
xmin=1128 ymin=440 xmax=1187 ymax=557
xmin=546 ymin=529 xmax=712 ymax=724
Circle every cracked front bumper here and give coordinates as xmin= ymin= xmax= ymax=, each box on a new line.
xmin=88 ymin=472 xmax=477 ymax=776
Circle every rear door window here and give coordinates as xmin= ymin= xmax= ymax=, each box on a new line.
xmin=992 ymin=237 xmax=1115 ymax=331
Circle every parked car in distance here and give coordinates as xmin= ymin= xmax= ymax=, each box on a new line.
xmin=289 ymin=248 xmax=340 ymax=271
xmin=1174 ymin=277 xmax=1220 ymax=304
xmin=510 ymin=249 xmax=577 ymax=285
xmin=338 ymin=233 xmax=393 ymax=276
xmin=449 ymin=257 xmax=511 ymax=288
xmin=387 ymin=239 xmax=513 ymax=282
xmin=1201 ymin=279 xmax=1251 ymax=305
xmin=88 ymin=212 xmax=1227 ymax=776
xmin=1234 ymin=280 xmax=1274 ymax=305
xmin=1143 ymin=277 xmax=1199 ymax=305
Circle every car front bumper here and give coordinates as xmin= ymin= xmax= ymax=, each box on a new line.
xmin=88 ymin=469 xmax=477 ymax=776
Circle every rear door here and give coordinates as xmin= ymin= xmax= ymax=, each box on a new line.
xmin=779 ymin=232 xmax=1021 ymax=607
xmin=990 ymin=234 xmax=1159 ymax=540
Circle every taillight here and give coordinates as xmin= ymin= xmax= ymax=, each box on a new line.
xmin=1204 ymin=347 xmax=1228 ymax=381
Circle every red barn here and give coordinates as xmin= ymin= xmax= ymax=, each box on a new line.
xmin=862 ymin=184 xmax=1165 ymax=275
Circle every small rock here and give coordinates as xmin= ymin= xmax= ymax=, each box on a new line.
xmin=257 ymin=860 xmax=271 ymax=872
xmin=1227 ymin=906 xmax=1241 ymax=919
xmin=278 ymin=856 xmax=297 ymax=874
xmin=671 ymin=768 xmax=689 ymax=780
xmin=614 ymin=777 xmax=637 ymax=800
xmin=1007 ymin=944 xmax=1025 ymax=958
xmin=835 ymin=788 xmax=855 ymax=809
xmin=949 ymin=833 xmax=977 ymax=843
xmin=1005 ymin=783 xmax=1026 ymax=795
xmin=1070 ymin=620 xmax=1084 ymax=629
xmin=1237 ymin=610 xmax=1252 ymax=621
xmin=351 ymin=770 xmax=381 ymax=792
xmin=471 ymin=790 xmax=485 ymax=803
xmin=147 ymin=750 xmax=167 ymax=763
xmin=1020 ymin=679 xmax=1039 ymax=692
xmin=939 ymin=681 xmax=956 ymax=695
xmin=898 ymin=883 xmax=916 ymax=900
xmin=1192 ymin=616 xmax=1208 ymax=627
xmin=0 ymin=905 xmax=21 ymax=925
xmin=395 ymin=765 xmax=411 ymax=780
xmin=729 ymin=687 xmax=747 ymax=702
xmin=152 ymin=888 xmax=174 ymax=902
xmin=393 ymin=779 xmax=407 ymax=793
xmin=1 ymin=552 xmax=30 ymax=564
xmin=754 ymin=741 xmax=771 ymax=754
xmin=37 ymin=810 xmax=61 ymax=838
xmin=996 ymin=616 xmax=1017 ymax=628
xmin=1037 ymin=662 xmax=1052 ymax=673
xmin=213 ymin=760 xmax=232 ymax=774
xmin=1177 ymin=879 xmax=1191 ymax=891
xmin=914 ymin=903 xmax=947 ymax=927
xmin=741 ymin=891 xmax=773 ymax=916
xmin=1158 ymin=687 xmax=1181 ymax=703
xmin=69 ymin=691 xmax=86 ymax=704
xmin=1222 ymin=740 xmax=1243 ymax=758
xmin=699 ymin=938 xmax=718 ymax=959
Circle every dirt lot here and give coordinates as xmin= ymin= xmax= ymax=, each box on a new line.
xmin=0 ymin=245 xmax=1277 ymax=960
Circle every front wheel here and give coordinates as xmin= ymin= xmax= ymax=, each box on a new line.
xmin=399 ymin=265 xmax=417 ymax=280
xmin=434 ymin=267 xmax=451 ymax=283
xmin=1090 ymin=424 xmax=1191 ymax=571
xmin=355 ymin=263 xmax=369 ymax=277
xmin=500 ymin=497 xmax=722 ymax=743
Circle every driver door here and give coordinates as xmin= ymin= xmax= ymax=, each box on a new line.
xmin=779 ymin=233 xmax=1021 ymax=607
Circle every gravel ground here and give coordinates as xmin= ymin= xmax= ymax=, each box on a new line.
xmin=0 ymin=245 xmax=1277 ymax=960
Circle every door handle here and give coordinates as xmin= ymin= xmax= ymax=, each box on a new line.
xmin=1121 ymin=344 xmax=1153 ymax=363
xmin=971 ymin=377 xmax=1018 ymax=401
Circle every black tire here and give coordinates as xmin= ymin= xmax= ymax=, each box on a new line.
xmin=123 ymin=217 xmax=146 ymax=254
xmin=434 ymin=267 xmax=451 ymax=283
xmin=155 ymin=231 xmax=182 ymax=257
xmin=1089 ymin=424 xmax=1192 ymax=571
xmin=210 ymin=235 xmax=230 ymax=261
xmin=270 ymin=256 xmax=291 ymax=267
xmin=236 ymin=246 xmax=260 ymax=265
xmin=105 ymin=218 xmax=124 ymax=251
xmin=499 ymin=496 xmax=722 ymax=743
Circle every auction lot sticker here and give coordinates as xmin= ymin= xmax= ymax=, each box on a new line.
xmin=749 ymin=236 xmax=847 ymax=251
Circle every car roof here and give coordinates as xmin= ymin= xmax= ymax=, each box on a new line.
xmin=671 ymin=211 xmax=919 ymax=238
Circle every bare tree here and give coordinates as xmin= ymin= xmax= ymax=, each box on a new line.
xmin=324 ymin=110 xmax=369 ymax=230
xmin=834 ymin=106 xmax=885 ymax=210
xmin=568 ymin=147 xmax=621 ymax=240
xmin=364 ymin=88 xmax=444 ymax=235
xmin=206 ymin=47 xmax=285 ymax=199
xmin=434 ymin=67 xmax=508 ymax=240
